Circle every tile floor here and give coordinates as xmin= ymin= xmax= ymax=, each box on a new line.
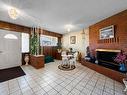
xmin=0 ymin=60 xmax=126 ymax=95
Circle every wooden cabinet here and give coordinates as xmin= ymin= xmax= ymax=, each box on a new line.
xmin=30 ymin=55 xmax=45 ymax=69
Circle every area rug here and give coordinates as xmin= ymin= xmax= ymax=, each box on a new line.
xmin=58 ymin=64 xmax=76 ymax=71
xmin=0 ymin=66 xmax=26 ymax=83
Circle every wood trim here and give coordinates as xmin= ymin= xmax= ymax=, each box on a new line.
xmin=0 ymin=20 xmax=31 ymax=33
xmin=96 ymin=49 xmax=121 ymax=52
xmin=42 ymin=30 xmax=62 ymax=38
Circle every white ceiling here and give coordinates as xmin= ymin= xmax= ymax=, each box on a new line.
xmin=0 ymin=0 xmax=127 ymax=34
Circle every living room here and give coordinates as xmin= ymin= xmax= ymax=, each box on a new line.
xmin=0 ymin=0 xmax=127 ymax=95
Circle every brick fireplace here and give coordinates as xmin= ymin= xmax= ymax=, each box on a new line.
xmin=96 ymin=49 xmax=120 ymax=71
xmin=89 ymin=10 xmax=127 ymax=55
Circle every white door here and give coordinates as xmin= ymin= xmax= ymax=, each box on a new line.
xmin=0 ymin=29 xmax=21 ymax=69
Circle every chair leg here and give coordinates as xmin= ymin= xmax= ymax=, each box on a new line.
xmin=124 ymin=87 xmax=127 ymax=92
xmin=62 ymin=60 xmax=65 ymax=66
xmin=65 ymin=60 xmax=67 ymax=65
xmin=61 ymin=61 xmax=63 ymax=66
xmin=73 ymin=61 xmax=76 ymax=66
xmin=69 ymin=61 xmax=71 ymax=68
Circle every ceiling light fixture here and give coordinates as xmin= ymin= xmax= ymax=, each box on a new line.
xmin=8 ymin=7 xmax=18 ymax=19
xmin=67 ymin=28 xmax=71 ymax=32
xmin=65 ymin=24 xmax=73 ymax=32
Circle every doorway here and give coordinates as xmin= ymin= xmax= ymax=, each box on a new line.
xmin=0 ymin=29 xmax=21 ymax=69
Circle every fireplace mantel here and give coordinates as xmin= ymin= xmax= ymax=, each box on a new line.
xmin=96 ymin=49 xmax=121 ymax=52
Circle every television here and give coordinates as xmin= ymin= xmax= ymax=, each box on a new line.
xmin=99 ymin=25 xmax=114 ymax=39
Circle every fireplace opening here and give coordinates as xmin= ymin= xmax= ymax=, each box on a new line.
xmin=96 ymin=49 xmax=123 ymax=72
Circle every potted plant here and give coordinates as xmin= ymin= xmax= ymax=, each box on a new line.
xmin=57 ymin=42 xmax=62 ymax=53
xmin=30 ymin=28 xmax=39 ymax=55
xmin=114 ymin=50 xmax=127 ymax=72
xmin=30 ymin=27 xmax=44 ymax=69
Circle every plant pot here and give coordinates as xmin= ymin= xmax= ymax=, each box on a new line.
xmin=119 ymin=63 xmax=127 ymax=72
xmin=57 ymin=49 xmax=62 ymax=53
xmin=30 ymin=55 xmax=45 ymax=69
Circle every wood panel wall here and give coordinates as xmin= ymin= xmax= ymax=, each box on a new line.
xmin=89 ymin=10 xmax=127 ymax=55
xmin=42 ymin=30 xmax=62 ymax=38
xmin=43 ymin=46 xmax=57 ymax=58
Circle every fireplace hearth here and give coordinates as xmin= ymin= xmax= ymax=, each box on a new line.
xmin=96 ymin=49 xmax=122 ymax=72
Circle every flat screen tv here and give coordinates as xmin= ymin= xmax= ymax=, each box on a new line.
xmin=99 ymin=25 xmax=114 ymax=39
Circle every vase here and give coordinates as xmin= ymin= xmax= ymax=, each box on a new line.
xmin=119 ymin=63 xmax=127 ymax=72
xmin=95 ymin=60 xmax=98 ymax=64
xmin=57 ymin=49 xmax=62 ymax=53
xmin=24 ymin=54 xmax=29 ymax=65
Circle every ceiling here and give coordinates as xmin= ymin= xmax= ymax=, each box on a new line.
xmin=0 ymin=0 xmax=127 ymax=34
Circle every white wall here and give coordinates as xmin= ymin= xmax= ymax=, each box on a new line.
xmin=62 ymin=28 xmax=89 ymax=57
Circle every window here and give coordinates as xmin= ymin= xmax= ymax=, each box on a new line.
xmin=21 ymin=33 xmax=29 ymax=53
xmin=40 ymin=35 xmax=58 ymax=46
xmin=4 ymin=34 xmax=18 ymax=39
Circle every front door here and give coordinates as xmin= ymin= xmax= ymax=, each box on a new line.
xmin=0 ymin=29 xmax=21 ymax=69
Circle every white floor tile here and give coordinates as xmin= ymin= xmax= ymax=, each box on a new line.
xmin=0 ymin=60 xmax=125 ymax=95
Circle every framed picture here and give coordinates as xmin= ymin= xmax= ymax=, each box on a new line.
xmin=70 ymin=36 xmax=76 ymax=44
xmin=99 ymin=25 xmax=114 ymax=39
